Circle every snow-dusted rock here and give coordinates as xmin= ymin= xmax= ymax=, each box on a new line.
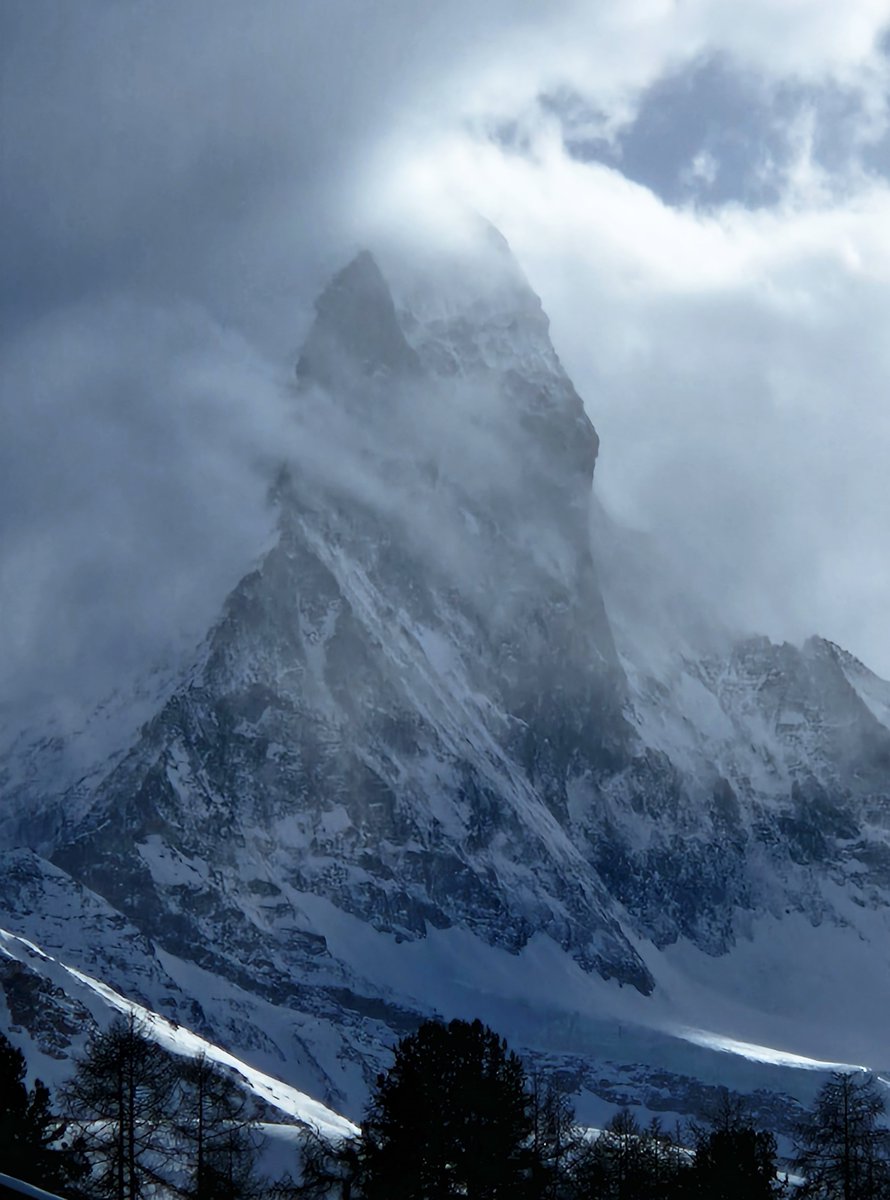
xmin=3 ymin=226 xmax=890 ymax=1129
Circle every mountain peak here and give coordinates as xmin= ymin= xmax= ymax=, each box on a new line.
xmin=296 ymin=250 xmax=420 ymax=388
xmin=8 ymin=221 xmax=890 ymax=1143
xmin=294 ymin=233 xmax=599 ymax=508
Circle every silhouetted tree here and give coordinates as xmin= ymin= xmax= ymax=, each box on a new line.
xmin=683 ymin=1091 xmax=782 ymax=1199
xmin=529 ymin=1073 xmax=581 ymax=1200
xmin=599 ymin=1109 xmax=648 ymax=1199
xmin=569 ymin=1109 xmax=689 ymax=1199
xmin=359 ymin=1018 xmax=536 ymax=1200
xmin=566 ymin=1134 xmax=610 ymax=1200
xmin=282 ymin=1124 xmax=362 ymax=1200
xmin=637 ymin=1118 xmax=689 ymax=1199
xmin=794 ymin=1072 xmax=890 ymax=1199
xmin=176 ymin=1051 xmax=262 ymax=1200
xmin=0 ymin=1029 xmax=88 ymax=1193
xmin=64 ymin=1012 xmax=178 ymax=1200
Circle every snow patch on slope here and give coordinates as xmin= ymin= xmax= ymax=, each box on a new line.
xmin=0 ymin=927 xmax=356 ymax=1139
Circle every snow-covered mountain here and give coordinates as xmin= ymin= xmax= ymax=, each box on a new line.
xmin=3 ymin=224 xmax=890 ymax=1133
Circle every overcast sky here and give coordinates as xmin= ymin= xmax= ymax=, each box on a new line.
xmin=3 ymin=1 xmax=890 ymax=726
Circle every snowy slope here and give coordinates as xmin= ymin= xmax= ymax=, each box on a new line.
xmin=3 ymin=223 xmax=890 ymax=1133
xmin=0 ymin=924 xmax=355 ymax=1138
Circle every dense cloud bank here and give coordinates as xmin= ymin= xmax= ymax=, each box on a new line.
xmin=3 ymin=0 xmax=890 ymax=729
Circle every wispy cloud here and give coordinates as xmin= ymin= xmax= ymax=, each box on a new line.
xmin=3 ymin=0 xmax=890 ymax=728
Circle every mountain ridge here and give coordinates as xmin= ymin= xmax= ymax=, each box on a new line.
xmin=3 ymin=229 xmax=890 ymax=1128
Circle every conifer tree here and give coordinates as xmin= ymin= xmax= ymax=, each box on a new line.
xmin=176 ymin=1051 xmax=261 ymax=1200
xmin=0 ymin=1029 xmax=88 ymax=1193
xmin=638 ymin=1117 xmax=689 ymax=1199
xmin=64 ymin=1011 xmax=178 ymax=1200
xmin=568 ymin=1108 xmax=689 ymax=1199
xmin=679 ymin=1091 xmax=781 ymax=1199
xmin=600 ymin=1108 xmax=647 ymax=1199
xmin=794 ymin=1072 xmax=890 ymax=1199
xmin=285 ymin=1124 xmax=361 ymax=1200
xmin=359 ymin=1018 xmax=535 ymax=1200
xmin=529 ymin=1073 xmax=580 ymax=1200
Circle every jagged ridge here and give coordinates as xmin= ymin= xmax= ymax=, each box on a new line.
xmin=3 ymin=226 xmax=890 ymax=1123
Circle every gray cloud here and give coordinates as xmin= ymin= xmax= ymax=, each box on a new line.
xmin=0 ymin=1 xmax=578 ymax=345
xmin=499 ymin=190 xmax=890 ymax=675
xmin=0 ymin=297 xmax=290 ymax=721
xmin=0 ymin=0 xmax=519 ymax=726
xmin=3 ymin=0 xmax=890 ymax=737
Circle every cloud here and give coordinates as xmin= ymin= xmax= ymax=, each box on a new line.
xmin=0 ymin=296 xmax=292 ymax=721
xmin=392 ymin=130 xmax=890 ymax=671
xmin=3 ymin=0 xmax=890 ymax=732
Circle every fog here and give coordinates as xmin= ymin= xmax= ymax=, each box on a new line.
xmin=3 ymin=0 xmax=890 ymax=737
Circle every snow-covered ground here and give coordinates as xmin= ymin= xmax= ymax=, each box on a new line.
xmin=0 ymin=926 xmax=356 ymax=1139
xmin=4 ymin=897 xmax=888 ymax=1138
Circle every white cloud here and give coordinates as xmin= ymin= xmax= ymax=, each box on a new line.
xmin=375 ymin=123 xmax=890 ymax=671
xmin=435 ymin=0 xmax=890 ymax=142
xmin=683 ymin=149 xmax=720 ymax=190
xmin=4 ymin=0 xmax=890 ymax=719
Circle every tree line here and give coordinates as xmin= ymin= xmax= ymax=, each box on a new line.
xmin=1 ymin=1014 xmax=258 ymax=1198
xmin=3 ymin=1015 xmax=890 ymax=1199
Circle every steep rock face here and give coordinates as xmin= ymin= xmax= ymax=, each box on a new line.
xmin=4 ymin=228 xmax=890 ymax=1118
xmin=296 ymin=251 xmax=421 ymax=390
xmin=590 ymin=506 xmax=890 ymax=950
xmin=51 ymin=233 xmax=651 ymax=1005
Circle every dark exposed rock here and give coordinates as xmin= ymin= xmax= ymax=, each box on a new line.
xmin=3 ymin=230 xmax=890 ymax=1127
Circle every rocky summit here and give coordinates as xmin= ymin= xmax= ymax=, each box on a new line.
xmin=3 ymin=226 xmax=890 ymax=1128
